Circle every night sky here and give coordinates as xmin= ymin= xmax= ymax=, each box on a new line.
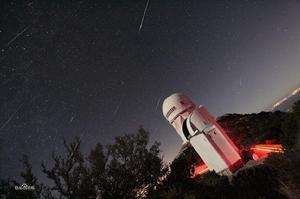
xmin=1 ymin=0 xmax=300 ymax=180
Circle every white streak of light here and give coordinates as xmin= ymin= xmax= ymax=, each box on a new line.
xmin=155 ymin=95 xmax=162 ymax=110
xmin=6 ymin=26 xmax=29 ymax=46
xmin=0 ymin=102 xmax=24 ymax=130
xmin=138 ymin=0 xmax=150 ymax=33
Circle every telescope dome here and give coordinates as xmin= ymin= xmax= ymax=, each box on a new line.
xmin=162 ymin=93 xmax=195 ymax=123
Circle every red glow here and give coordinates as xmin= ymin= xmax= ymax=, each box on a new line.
xmin=191 ymin=141 xmax=284 ymax=177
xmin=191 ymin=163 xmax=209 ymax=177
xmin=251 ymin=144 xmax=284 ymax=160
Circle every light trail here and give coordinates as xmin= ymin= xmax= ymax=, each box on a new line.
xmin=138 ymin=0 xmax=150 ymax=33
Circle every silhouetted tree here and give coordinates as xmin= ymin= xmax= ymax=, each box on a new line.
xmin=0 ymin=155 xmax=51 ymax=199
xmin=232 ymin=165 xmax=286 ymax=199
xmin=281 ymin=101 xmax=300 ymax=147
xmin=41 ymin=137 xmax=96 ymax=199
xmin=102 ymin=128 xmax=165 ymax=199
xmin=0 ymin=127 xmax=164 ymax=199
xmin=2 ymin=100 xmax=300 ymax=199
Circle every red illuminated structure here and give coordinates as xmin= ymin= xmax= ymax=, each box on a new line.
xmin=191 ymin=163 xmax=209 ymax=178
xmin=162 ymin=93 xmax=285 ymax=178
xmin=251 ymin=144 xmax=284 ymax=161
xmin=162 ymin=93 xmax=243 ymax=176
xmin=191 ymin=142 xmax=284 ymax=177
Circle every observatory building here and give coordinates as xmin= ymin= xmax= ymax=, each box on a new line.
xmin=162 ymin=93 xmax=243 ymax=175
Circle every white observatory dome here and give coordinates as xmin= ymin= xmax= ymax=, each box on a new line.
xmin=162 ymin=93 xmax=195 ymax=124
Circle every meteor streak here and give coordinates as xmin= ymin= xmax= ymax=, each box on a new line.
xmin=138 ymin=0 xmax=150 ymax=33
xmin=6 ymin=26 xmax=29 ymax=46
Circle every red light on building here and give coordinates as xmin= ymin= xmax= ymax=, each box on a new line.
xmin=251 ymin=144 xmax=284 ymax=161
xmin=191 ymin=163 xmax=209 ymax=178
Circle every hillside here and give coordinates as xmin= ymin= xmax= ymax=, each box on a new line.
xmin=152 ymin=101 xmax=300 ymax=199
xmin=1 ymin=102 xmax=299 ymax=199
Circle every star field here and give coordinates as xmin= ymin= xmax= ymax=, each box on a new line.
xmin=1 ymin=0 xmax=300 ymax=180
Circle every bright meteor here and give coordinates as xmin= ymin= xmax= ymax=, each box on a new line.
xmin=138 ymin=0 xmax=150 ymax=33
